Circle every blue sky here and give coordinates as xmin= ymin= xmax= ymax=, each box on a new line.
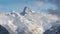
xmin=0 ymin=0 xmax=58 ymax=13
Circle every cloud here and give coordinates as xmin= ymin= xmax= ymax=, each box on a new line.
xmin=45 ymin=0 xmax=60 ymax=8
xmin=48 ymin=9 xmax=60 ymax=16
xmin=45 ymin=0 xmax=60 ymax=16
xmin=37 ymin=0 xmax=60 ymax=16
xmin=35 ymin=0 xmax=57 ymax=10
xmin=36 ymin=0 xmax=60 ymax=9
xmin=35 ymin=1 xmax=44 ymax=8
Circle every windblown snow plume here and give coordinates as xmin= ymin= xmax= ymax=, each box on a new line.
xmin=0 ymin=7 xmax=60 ymax=34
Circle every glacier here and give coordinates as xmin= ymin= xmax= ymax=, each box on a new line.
xmin=0 ymin=7 xmax=60 ymax=34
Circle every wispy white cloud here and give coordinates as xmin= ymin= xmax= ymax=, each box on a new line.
xmin=34 ymin=0 xmax=60 ymax=17
xmin=35 ymin=0 xmax=57 ymax=10
xmin=36 ymin=1 xmax=44 ymax=8
xmin=46 ymin=0 xmax=60 ymax=16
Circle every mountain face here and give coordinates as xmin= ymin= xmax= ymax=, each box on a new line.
xmin=0 ymin=25 xmax=10 ymax=34
xmin=0 ymin=7 xmax=60 ymax=34
xmin=20 ymin=7 xmax=32 ymax=16
xmin=43 ymin=25 xmax=60 ymax=34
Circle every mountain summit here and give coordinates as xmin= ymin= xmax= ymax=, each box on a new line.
xmin=20 ymin=6 xmax=32 ymax=16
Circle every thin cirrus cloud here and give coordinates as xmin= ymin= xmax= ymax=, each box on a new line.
xmin=36 ymin=0 xmax=60 ymax=16
xmin=35 ymin=0 xmax=57 ymax=10
xmin=45 ymin=0 xmax=60 ymax=16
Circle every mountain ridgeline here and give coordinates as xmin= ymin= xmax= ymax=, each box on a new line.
xmin=0 ymin=7 xmax=60 ymax=34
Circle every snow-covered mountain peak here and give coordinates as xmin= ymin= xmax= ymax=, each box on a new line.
xmin=20 ymin=6 xmax=32 ymax=16
xmin=23 ymin=6 xmax=32 ymax=13
xmin=6 ymin=10 xmax=20 ymax=18
xmin=0 ymin=7 xmax=60 ymax=34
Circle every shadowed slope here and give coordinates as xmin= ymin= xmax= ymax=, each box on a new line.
xmin=0 ymin=25 xmax=10 ymax=34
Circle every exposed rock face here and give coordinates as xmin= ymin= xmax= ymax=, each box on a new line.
xmin=20 ymin=6 xmax=32 ymax=16
xmin=0 ymin=25 xmax=10 ymax=34
xmin=43 ymin=25 xmax=60 ymax=34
